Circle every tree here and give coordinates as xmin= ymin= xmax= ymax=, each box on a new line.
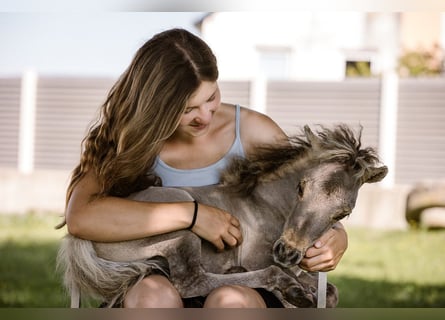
xmin=398 ymin=43 xmax=444 ymax=77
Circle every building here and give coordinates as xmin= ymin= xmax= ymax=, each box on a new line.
xmin=196 ymin=12 xmax=444 ymax=81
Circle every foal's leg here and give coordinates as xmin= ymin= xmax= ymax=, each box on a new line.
xmin=162 ymin=233 xmax=315 ymax=307
xmin=172 ymin=264 xmax=315 ymax=307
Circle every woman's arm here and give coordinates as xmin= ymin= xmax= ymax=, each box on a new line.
xmin=66 ymin=170 xmax=194 ymax=241
xmin=66 ymin=171 xmax=242 ymax=250
xmin=239 ymin=107 xmax=288 ymax=156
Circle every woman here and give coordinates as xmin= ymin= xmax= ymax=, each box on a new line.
xmin=63 ymin=28 xmax=348 ymax=308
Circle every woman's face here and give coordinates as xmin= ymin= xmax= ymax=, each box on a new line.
xmin=177 ymin=81 xmax=221 ymax=138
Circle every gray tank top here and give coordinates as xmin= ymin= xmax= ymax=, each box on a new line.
xmin=152 ymin=104 xmax=245 ymax=187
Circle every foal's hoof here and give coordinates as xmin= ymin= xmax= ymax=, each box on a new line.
xmin=326 ymin=282 xmax=339 ymax=308
xmin=284 ymin=285 xmax=316 ymax=308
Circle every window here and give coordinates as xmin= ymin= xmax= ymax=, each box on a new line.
xmin=345 ymin=60 xmax=372 ymax=77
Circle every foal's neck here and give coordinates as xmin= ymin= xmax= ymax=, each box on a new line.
xmin=254 ymin=175 xmax=297 ymax=220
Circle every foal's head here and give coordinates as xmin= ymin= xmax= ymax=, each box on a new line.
xmin=271 ymin=125 xmax=387 ymax=267
xmin=221 ymin=124 xmax=387 ymax=268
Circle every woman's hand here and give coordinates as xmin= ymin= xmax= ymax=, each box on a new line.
xmin=299 ymin=222 xmax=348 ymax=272
xmin=190 ymin=203 xmax=243 ymax=252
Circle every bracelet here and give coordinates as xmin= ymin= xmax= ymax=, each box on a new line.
xmin=187 ymin=200 xmax=198 ymax=230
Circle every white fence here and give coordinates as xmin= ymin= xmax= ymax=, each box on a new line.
xmin=1 ymin=74 xmax=444 ymax=229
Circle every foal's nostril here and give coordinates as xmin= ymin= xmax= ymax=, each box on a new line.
xmin=273 ymin=240 xmax=285 ymax=257
xmin=273 ymin=240 xmax=302 ymax=266
xmin=289 ymin=251 xmax=301 ymax=265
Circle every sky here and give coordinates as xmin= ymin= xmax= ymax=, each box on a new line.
xmin=0 ymin=12 xmax=205 ymax=77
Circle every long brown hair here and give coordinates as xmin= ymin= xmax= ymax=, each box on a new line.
xmin=67 ymin=28 xmax=218 ymax=203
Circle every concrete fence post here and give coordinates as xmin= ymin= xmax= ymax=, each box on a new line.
xmin=379 ymin=71 xmax=399 ymax=188
xmin=18 ymin=70 xmax=37 ymax=174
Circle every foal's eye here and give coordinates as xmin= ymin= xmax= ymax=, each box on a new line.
xmin=334 ymin=211 xmax=351 ymax=221
xmin=297 ymin=180 xmax=305 ymax=198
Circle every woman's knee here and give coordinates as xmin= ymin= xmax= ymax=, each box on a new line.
xmin=204 ymin=285 xmax=267 ymax=308
xmin=123 ymin=275 xmax=183 ymax=308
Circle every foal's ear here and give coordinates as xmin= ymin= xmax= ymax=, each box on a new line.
xmin=304 ymin=125 xmax=319 ymax=145
xmin=362 ymin=165 xmax=388 ymax=184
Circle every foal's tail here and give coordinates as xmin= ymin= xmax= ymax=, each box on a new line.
xmin=56 ymin=234 xmax=168 ymax=307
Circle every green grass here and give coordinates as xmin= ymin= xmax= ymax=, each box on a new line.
xmin=1 ymin=213 xmax=444 ymax=307
xmin=0 ymin=213 xmax=68 ymax=307
xmin=330 ymin=227 xmax=445 ymax=307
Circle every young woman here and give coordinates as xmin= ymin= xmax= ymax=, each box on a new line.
xmin=63 ymin=28 xmax=348 ymax=308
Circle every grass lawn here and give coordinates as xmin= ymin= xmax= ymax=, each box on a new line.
xmin=0 ymin=213 xmax=444 ymax=307
xmin=0 ymin=213 xmax=68 ymax=307
xmin=330 ymin=227 xmax=445 ymax=307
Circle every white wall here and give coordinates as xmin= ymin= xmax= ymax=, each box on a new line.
xmin=201 ymin=12 xmax=368 ymax=81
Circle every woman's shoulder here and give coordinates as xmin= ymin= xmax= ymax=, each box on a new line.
xmin=228 ymin=103 xmax=287 ymax=156
xmin=221 ymin=102 xmax=275 ymax=124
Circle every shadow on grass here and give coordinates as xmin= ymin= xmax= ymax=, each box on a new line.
xmin=0 ymin=240 xmax=69 ymax=307
xmin=331 ymin=275 xmax=445 ymax=307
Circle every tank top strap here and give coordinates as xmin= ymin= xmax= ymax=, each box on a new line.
xmin=231 ymin=104 xmax=245 ymax=158
xmin=235 ymin=104 xmax=241 ymax=139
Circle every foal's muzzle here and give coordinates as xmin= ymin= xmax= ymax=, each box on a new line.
xmin=273 ymin=239 xmax=303 ymax=267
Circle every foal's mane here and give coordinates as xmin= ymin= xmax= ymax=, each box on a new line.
xmin=220 ymin=124 xmax=380 ymax=195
